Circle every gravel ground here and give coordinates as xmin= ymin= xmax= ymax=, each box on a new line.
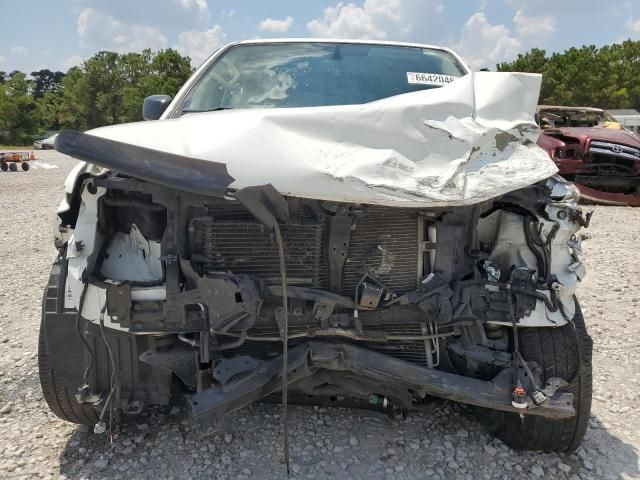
xmin=0 ymin=150 xmax=639 ymax=479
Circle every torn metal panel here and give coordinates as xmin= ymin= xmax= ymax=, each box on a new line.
xmin=85 ymin=72 xmax=557 ymax=207
xmin=99 ymin=224 xmax=163 ymax=283
xmin=234 ymin=184 xmax=291 ymax=230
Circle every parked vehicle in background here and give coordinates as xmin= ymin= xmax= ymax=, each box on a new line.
xmin=34 ymin=133 xmax=58 ymax=150
xmin=537 ymin=105 xmax=640 ymax=206
xmin=40 ymin=40 xmax=592 ymax=458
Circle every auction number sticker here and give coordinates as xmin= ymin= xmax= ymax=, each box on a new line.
xmin=407 ymin=72 xmax=457 ymax=86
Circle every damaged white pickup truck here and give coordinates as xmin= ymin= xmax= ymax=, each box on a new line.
xmin=41 ymin=39 xmax=592 ymax=454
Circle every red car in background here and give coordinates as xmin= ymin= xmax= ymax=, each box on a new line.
xmin=536 ymin=105 xmax=640 ymax=206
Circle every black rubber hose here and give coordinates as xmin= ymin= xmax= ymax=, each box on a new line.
xmin=523 ymin=217 xmax=547 ymax=282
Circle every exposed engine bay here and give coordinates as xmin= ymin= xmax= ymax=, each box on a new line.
xmin=47 ymin=132 xmax=590 ymax=430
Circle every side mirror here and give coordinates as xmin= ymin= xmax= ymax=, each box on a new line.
xmin=142 ymin=95 xmax=172 ymax=121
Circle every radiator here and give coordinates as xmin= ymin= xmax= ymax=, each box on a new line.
xmin=191 ymin=204 xmax=422 ymax=297
xmin=190 ymin=202 xmax=429 ymax=365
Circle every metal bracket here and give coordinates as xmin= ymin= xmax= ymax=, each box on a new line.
xmin=327 ymin=213 xmax=353 ymax=293
xmin=213 ymin=356 xmax=259 ymax=385
xmin=165 ymin=260 xmax=262 ymax=332
xmin=532 ymin=377 xmax=570 ymax=406
xmin=105 ymin=282 xmax=132 ymax=326
xmin=140 ymin=345 xmax=198 ymax=390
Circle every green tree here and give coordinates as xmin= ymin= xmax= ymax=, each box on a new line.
xmin=73 ymin=49 xmax=193 ymax=127
xmin=30 ymin=69 xmax=65 ymax=98
xmin=83 ymin=51 xmax=126 ymax=127
xmin=121 ymin=48 xmax=193 ymax=122
xmin=144 ymin=48 xmax=193 ymax=96
xmin=0 ymin=48 xmax=193 ymax=144
xmin=56 ymin=66 xmax=90 ymax=131
xmin=498 ymin=41 xmax=640 ymax=111
xmin=0 ymin=72 xmax=38 ymax=144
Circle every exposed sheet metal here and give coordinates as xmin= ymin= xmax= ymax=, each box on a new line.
xmin=85 ymin=72 xmax=557 ymax=207
xmin=99 ymin=224 xmax=163 ymax=283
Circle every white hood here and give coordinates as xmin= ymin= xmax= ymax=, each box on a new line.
xmin=88 ymin=71 xmax=557 ymax=207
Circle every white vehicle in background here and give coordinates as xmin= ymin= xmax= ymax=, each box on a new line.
xmin=41 ymin=39 xmax=592 ymax=457
xmin=34 ymin=133 xmax=58 ymax=150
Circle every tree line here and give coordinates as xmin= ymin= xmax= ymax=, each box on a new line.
xmin=3 ymin=40 xmax=640 ymax=146
xmin=497 ymin=40 xmax=640 ymax=111
xmin=0 ymin=49 xmax=193 ymax=145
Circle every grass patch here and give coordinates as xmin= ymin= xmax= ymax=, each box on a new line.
xmin=0 ymin=145 xmax=33 ymax=150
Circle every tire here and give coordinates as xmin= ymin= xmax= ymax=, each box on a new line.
xmin=481 ymin=299 xmax=592 ymax=452
xmin=38 ymin=260 xmax=101 ymax=425
xmin=9 ymin=162 xmax=17 ymax=172
xmin=21 ymin=162 xmax=29 ymax=171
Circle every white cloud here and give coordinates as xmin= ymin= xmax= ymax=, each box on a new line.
xmin=77 ymin=8 xmax=168 ymax=52
xmin=513 ymin=9 xmax=555 ymax=38
xmin=503 ymin=0 xmax=612 ymax=15
xmin=10 ymin=46 xmax=28 ymax=56
xmin=259 ymin=16 xmax=294 ymax=33
xmin=61 ymin=55 xmax=85 ymax=71
xmin=627 ymin=17 xmax=640 ymax=36
xmin=452 ymin=10 xmax=557 ymax=69
xmin=454 ymin=12 xmax=521 ymax=69
xmin=178 ymin=0 xmax=207 ymax=12
xmin=0 ymin=56 xmax=6 ymax=69
xmin=306 ymin=0 xmax=444 ymax=40
xmin=307 ymin=2 xmax=386 ymax=39
xmin=77 ymin=0 xmax=209 ymax=29
xmin=175 ymin=25 xmax=227 ymax=67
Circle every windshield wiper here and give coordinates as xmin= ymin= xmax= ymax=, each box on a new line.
xmin=180 ymin=107 xmax=233 ymax=115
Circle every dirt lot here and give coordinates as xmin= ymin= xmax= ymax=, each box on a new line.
xmin=0 ymin=150 xmax=639 ymax=479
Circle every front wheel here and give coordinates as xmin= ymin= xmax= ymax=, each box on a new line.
xmin=481 ymin=299 xmax=593 ymax=452
xmin=38 ymin=258 xmax=101 ymax=425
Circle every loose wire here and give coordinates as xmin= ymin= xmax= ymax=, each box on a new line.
xmin=273 ymin=222 xmax=290 ymax=474
xmin=74 ymin=282 xmax=95 ymax=384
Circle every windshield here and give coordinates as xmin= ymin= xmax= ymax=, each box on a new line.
xmin=179 ymin=42 xmax=466 ymax=112
xmin=538 ymin=108 xmax=617 ymax=128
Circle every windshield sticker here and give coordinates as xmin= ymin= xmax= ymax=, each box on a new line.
xmin=407 ymin=72 xmax=457 ymax=86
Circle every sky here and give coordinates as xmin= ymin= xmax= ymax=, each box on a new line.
xmin=1 ymin=0 xmax=639 ymax=73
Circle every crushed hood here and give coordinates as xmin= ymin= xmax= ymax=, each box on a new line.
xmin=542 ymin=126 xmax=640 ymax=149
xmin=88 ymin=71 xmax=557 ymax=207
